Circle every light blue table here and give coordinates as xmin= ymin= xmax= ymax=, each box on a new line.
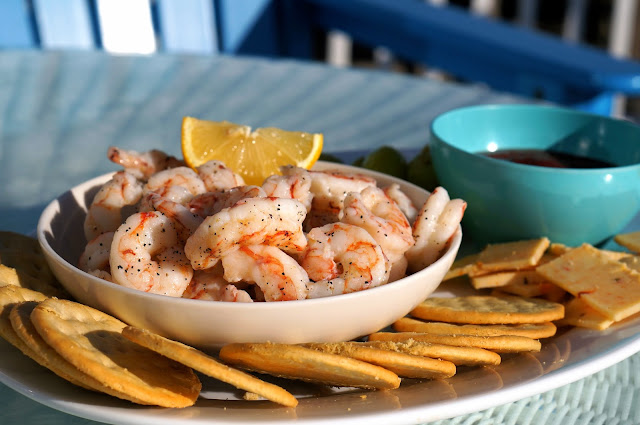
xmin=0 ymin=50 xmax=638 ymax=424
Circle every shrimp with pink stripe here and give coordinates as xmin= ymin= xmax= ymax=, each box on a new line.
xmin=84 ymin=171 xmax=143 ymax=241
xmin=221 ymin=245 xmax=309 ymax=301
xmin=110 ymin=211 xmax=193 ymax=297
xmin=78 ymin=231 xmax=114 ymax=280
xmin=182 ymin=265 xmax=253 ymax=302
xmin=300 ymin=222 xmax=390 ymax=298
xmin=188 ymin=185 xmax=266 ymax=218
xmin=143 ymin=166 xmax=206 ymax=201
xmin=108 ymin=146 xmax=184 ymax=180
xmin=196 ymin=160 xmax=245 ymax=191
xmin=405 ymin=187 xmax=466 ymax=273
xmin=184 ymin=197 xmax=307 ymax=270
xmin=342 ymin=186 xmax=414 ymax=264
xmin=305 ymin=169 xmax=377 ymax=228
xmin=262 ymin=165 xmax=313 ymax=212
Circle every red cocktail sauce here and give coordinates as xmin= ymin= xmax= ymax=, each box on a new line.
xmin=481 ymin=149 xmax=615 ymax=169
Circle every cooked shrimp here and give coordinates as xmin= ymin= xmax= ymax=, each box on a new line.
xmin=383 ymin=184 xmax=418 ymax=224
xmin=262 ymin=166 xmax=313 ymax=211
xmin=182 ymin=266 xmax=253 ymax=302
xmin=405 ymin=187 xmax=466 ymax=273
xmin=188 ymin=185 xmax=266 ymax=218
xmin=185 ymin=197 xmax=307 ymax=270
xmin=196 ymin=160 xmax=245 ymax=191
xmin=78 ymin=231 xmax=114 ymax=274
xmin=110 ymin=211 xmax=193 ymax=297
xmin=144 ymin=166 xmax=206 ymax=200
xmin=221 ymin=245 xmax=309 ymax=301
xmin=342 ymin=186 xmax=414 ymax=264
xmin=88 ymin=270 xmax=113 ymax=282
xmin=305 ymin=169 xmax=377 ymax=228
xmin=84 ymin=171 xmax=144 ymax=241
xmin=143 ymin=192 xmax=203 ymax=241
xmin=300 ymin=223 xmax=390 ymax=298
xmin=108 ymin=146 xmax=184 ymax=180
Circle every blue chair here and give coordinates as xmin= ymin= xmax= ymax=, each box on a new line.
xmin=2 ymin=0 xmax=640 ymax=116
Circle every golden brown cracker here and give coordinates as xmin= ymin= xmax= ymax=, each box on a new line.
xmin=304 ymin=341 xmax=456 ymax=379
xmin=361 ymin=339 xmax=501 ymax=366
xmin=537 ymin=243 xmax=640 ymax=321
xmin=0 ymin=249 xmax=56 ymax=285
xmin=368 ymin=331 xmax=541 ymax=353
xmin=620 ymin=256 xmax=640 ymax=273
xmin=394 ymin=317 xmax=557 ymax=339
xmin=0 ymin=231 xmax=41 ymax=255
xmin=411 ymin=295 xmax=564 ymax=324
xmin=444 ymin=253 xmax=480 ymax=280
xmin=0 ymin=245 xmax=68 ymax=298
xmin=122 ymin=326 xmax=297 ymax=407
xmin=0 ymin=286 xmax=48 ymax=358
xmin=555 ymin=297 xmax=615 ymax=330
xmin=219 ymin=342 xmax=400 ymax=390
xmin=10 ymin=301 xmax=116 ymax=392
xmin=494 ymin=277 xmax=567 ymax=302
xmin=30 ymin=298 xmax=201 ymax=407
xmin=470 ymin=270 xmax=547 ymax=290
xmin=549 ymin=242 xmax=631 ymax=261
xmin=614 ymin=231 xmax=640 ymax=254
xmin=471 ymin=237 xmax=550 ymax=276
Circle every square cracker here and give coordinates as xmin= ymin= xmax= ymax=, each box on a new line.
xmin=470 ymin=270 xmax=548 ymax=290
xmin=444 ymin=253 xmax=480 ymax=280
xmin=614 ymin=231 xmax=640 ymax=254
xmin=470 ymin=237 xmax=550 ymax=276
xmin=555 ymin=297 xmax=614 ymax=330
xmin=536 ymin=244 xmax=640 ymax=321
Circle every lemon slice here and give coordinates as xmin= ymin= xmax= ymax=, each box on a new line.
xmin=181 ymin=117 xmax=323 ymax=185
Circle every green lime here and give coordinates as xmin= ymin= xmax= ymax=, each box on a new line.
xmin=407 ymin=145 xmax=439 ymax=191
xmin=360 ymin=146 xmax=407 ymax=179
xmin=319 ymin=152 xmax=343 ymax=163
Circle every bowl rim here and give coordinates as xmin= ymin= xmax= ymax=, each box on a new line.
xmin=429 ymin=103 xmax=640 ymax=174
xmin=37 ymin=161 xmax=462 ymax=311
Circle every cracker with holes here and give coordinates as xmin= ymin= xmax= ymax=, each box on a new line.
xmin=0 ymin=286 xmax=48 ymax=359
xmin=0 ymin=243 xmax=68 ymax=298
xmin=393 ymin=317 xmax=557 ymax=339
xmin=614 ymin=231 xmax=640 ymax=254
xmin=30 ymin=298 xmax=201 ymax=407
xmin=10 ymin=300 xmax=126 ymax=393
xmin=411 ymin=295 xmax=564 ymax=325
xmin=122 ymin=326 xmax=298 ymax=407
xmin=0 ymin=231 xmax=42 ymax=254
xmin=368 ymin=331 xmax=541 ymax=353
xmin=536 ymin=243 xmax=640 ymax=321
xmin=303 ymin=341 xmax=456 ymax=379
xmin=219 ymin=342 xmax=401 ymax=390
xmin=361 ymin=339 xmax=501 ymax=366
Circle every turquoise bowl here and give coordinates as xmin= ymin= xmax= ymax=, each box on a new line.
xmin=429 ymin=104 xmax=640 ymax=246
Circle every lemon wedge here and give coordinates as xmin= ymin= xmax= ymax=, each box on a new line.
xmin=181 ymin=117 xmax=323 ymax=185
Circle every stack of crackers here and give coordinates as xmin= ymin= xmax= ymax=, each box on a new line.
xmin=444 ymin=235 xmax=640 ymax=330
xmin=0 ymin=230 xmax=638 ymax=409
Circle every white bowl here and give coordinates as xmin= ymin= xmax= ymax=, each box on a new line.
xmin=37 ymin=162 xmax=461 ymax=350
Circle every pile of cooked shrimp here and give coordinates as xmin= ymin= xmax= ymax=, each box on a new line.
xmin=78 ymin=147 xmax=466 ymax=302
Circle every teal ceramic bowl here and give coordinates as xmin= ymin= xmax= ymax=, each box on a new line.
xmin=430 ymin=104 xmax=640 ymax=246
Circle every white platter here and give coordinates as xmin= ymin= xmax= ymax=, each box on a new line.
xmin=2 ymin=276 xmax=640 ymax=425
